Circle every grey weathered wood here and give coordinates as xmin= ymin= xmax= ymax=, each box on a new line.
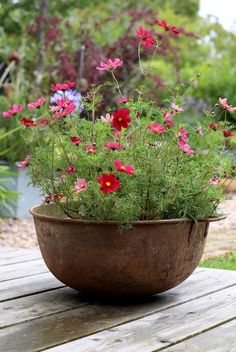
xmin=43 ymin=284 xmax=236 ymax=352
xmin=0 ymin=249 xmax=41 ymax=266
xmin=0 ymin=287 xmax=86 ymax=328
xmin=0 ymin=268 xmax=232 ymax=330
xmin=1 ymin=270 xmax=236 ymax=352
xmin=163 ymin=319 xmax=236 ymax=352
xmin=0 ymin=272 xmax=64 ymax=302
xmin=0 ymin=258 xmax=47 ymax=282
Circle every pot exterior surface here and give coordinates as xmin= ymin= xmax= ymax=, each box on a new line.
xmin=32 ymin=207 xmax=209 ymax=296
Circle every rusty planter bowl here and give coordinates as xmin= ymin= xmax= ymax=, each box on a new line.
xmin=30 ymin=205 xmax=225 ymax=297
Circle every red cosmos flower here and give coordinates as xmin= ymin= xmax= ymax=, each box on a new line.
xmin=65 ymin=163 xmax=76 ymax=175
xmin=223 ymin=130 xmax=235 ymax=137
xmin=209 ymin=123 xmax=221 ymax=130
xmin=157 ymin=20 xmax=180 ymax=35
xmin=45 ymin=194 xmax=63 ymax=203
xmin=20 ymin=117 xmax=37 ymax=127
xmin=27 ymin=97 xmax=46 ymax=110
xmin=3 ymin=104 xmax=23 ymax=117
xmin=51 ymin=81 xmax=75 ymax=92
xmin=97 ymin=173 xmax=120 ymax=194
xmin=96 ymin=58 xmax=123 ymax=71
xmin=70 ymin=136 xmax=81 ymax=145
xmin=112 ymin=108 xmax=131 ymax=131
xmin=38 ymin=118 xmax=51 ymax=126
xmin=86 ymin=145 xmax=97 ymax=154
xmin=135 ymin=25 xmax=156 ymax=48
xmin=114 ymin=160 xmax=135 ymax=175
xmin=18 ymin=155 xmax=30 ymax=169
xmin=148 ymin=122 xmax=165 ymax=134
xmin=104 ymin=141 xmax=123 ymax=150
xmin=116 ymin=97 xmax=130 ymax=103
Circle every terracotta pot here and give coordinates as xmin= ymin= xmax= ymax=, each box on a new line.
xmin=30 ymin=205 xmax=225 ymax=297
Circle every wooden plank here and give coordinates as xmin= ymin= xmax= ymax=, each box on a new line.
xmin=1 ymin=269 xmax=236 ymax=352
xmin=0 ymin=272 xmax=64 ymax=302
xmin=0 ymin=258 xmax=47 ymax=282
xmin=0 ymin=249 xmax=41 ymax=266
xmin=0 ymin=287 xmax=86 ymax=328
xmin=43 ymin=283 xmax=236 ymax=352
xmin=0 ymin=264 xmax=201 ymax=327
xmin=163 ymin=318 xmax=236 ymax=352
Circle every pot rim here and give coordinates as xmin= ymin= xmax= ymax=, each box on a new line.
xmin=30 ymin=204 xmax=226 ymax=225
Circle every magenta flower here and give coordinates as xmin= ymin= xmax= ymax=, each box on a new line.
xmin=114 ymin=160 xmax=135 ymax=175
xmin=178 ymin=140 xmax=195 ymax=155
xmin=3 ymin=104 xmax=23 ymax=117
xmin=96 ymin=58 xmax=123 ymax=71
xmin=219 ymin=98 xmax=236 ymax=112
xmin=18 ymin=155 xmax=30 ymax=169
xmin=116 ymin=97 xmax=130 ymax=103
xmin=148 ymin=122 xmax=165 ymax=134
xmin=27 ymin=97 xmax=46 ymax=110
xmin=176 ymin=127 xmax=189 ymax=142
xmin=104 ymin=141 xmax=123 ymax=151
xmin=51 ymin=97 xmax=76 ymax=118
xmin=135 ymin=25 xmax=156 ymax=48
xmin=86 ymin=145 xmax=97 ymax=154
xmin=65 ymin=163 xmax=76 ymax=175
xmin=164 ymin=112 xmax=174 ymax=128
xmin=51 ymin=81 xmax=75 ymax=92
xmin=210 ymin=177 xmax=220 ymax=185
xmin=75 ymin=178 xmax=87 ymax=193
xmin=100 ymin=113 xmax=113 ymax=124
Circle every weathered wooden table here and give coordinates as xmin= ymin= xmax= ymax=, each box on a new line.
xmin=1 ymin=246 xmax=236 ymax=352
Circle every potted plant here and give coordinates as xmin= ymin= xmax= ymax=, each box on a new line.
xmin=3 ymin=21 xmax=235 ymax=296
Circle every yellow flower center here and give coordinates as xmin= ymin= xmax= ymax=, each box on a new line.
xmin=118 ymin=117 xmax=122 ymax=121
xmin=89 ymin=148 xmax=94 ymax=153
xmin=120 ymin=165 xmax=126 ymax=170
xmin=154 ymin=127 xmax=159 ymax=133
xmin=106 ymin=182 xmax=111 ymax=187
xmin=80 ymin=184 xmax=85 ymax=189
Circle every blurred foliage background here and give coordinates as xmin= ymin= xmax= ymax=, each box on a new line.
xmin=0 ymin=0 xmax=236 ymax=161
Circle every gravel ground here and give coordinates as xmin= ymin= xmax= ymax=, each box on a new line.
xmin=0 ymin=195 xmax=235 ymax=258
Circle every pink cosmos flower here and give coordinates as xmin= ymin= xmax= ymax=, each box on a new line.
xmin=27 ymin=97 xmax=46 ymax=110
xmin=197 ymin=127 xmax=203 ymax=136
xmin=164 ymin=112 xmax=174 ymax=128
xmin=178 ymin=140 xmax=195 ymax=155
xmin=176 ymin=127 xmax=189 ymax=142
xmin=100 ymin=113 xmax=113 ymax=124
xmin=51 ymin=81 xmax=75 ymax=92
xmin=86 ymin=145 xmax=97 ymax=154
xmin=116 ymin=97 xmax=130 ymax=103
xmin=65 ymin=163 xmax=76 ymax=175
xmin=135 ymin=25 xmax=156 ymax=48
xmin=51 ymin=97 xmax=76 ymax=118
xmin=210 ymin=177 xmax=220 ymax=185
xmin=171 ymin=103 xmax=184 ymax=112
xmin=114 ymin=160 xmax=135 ymax=175
xmin=96 ymin=58 xmax=123 ymax=71
xmin=75 ymin=178 xmax=87 ymax=193
xmin=3 ymin=104 xmax=23 ymax=117
xmin=148 ymin=122 xmax=165 ymax=134
xmin=219 ymin=98 xmax=236 ymax=112
xmin=104 ymin=141 xmax=123 ymax=151
xmin=18 ymin=155 xmax=30 ymax=169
